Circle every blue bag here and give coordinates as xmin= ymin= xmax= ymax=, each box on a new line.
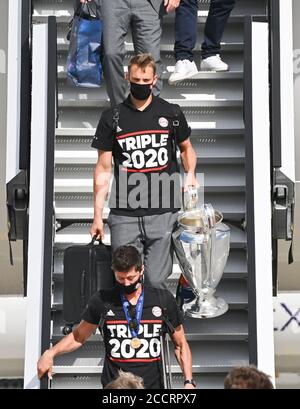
xmin=67 ymin=3 xmax=103 ymax=88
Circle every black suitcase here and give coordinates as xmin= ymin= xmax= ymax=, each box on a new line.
xmin=62 ymin=237 xmax=114 ymax=334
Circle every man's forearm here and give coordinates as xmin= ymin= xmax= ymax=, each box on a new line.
xmin=174 ymin=342 xmax=193 ymax=380
xmin=180 ymin=146 xmax=197 ymax=174
xmin=48 ymin=332 xmax=83 ymax=358
xmin=94 ymin=165 xmax=111 ymax=218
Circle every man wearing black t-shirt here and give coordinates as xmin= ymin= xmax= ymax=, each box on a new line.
xmin=37 ymin=246 xmax=195 ymax=389
xmin=90 ymin=53 xmax=197 ymax=289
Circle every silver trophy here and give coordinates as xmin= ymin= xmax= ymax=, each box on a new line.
xmin=173 ymin=199 xmax=230 ymax=318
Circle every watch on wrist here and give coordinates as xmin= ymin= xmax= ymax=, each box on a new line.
xmin=184 ymin=379 xmax=196 ymax=387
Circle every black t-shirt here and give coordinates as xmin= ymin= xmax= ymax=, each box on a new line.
xmin=91 ymin=96 xmax=191 ymax=217
xmin=81 ymin=286 xmax=183 ymax=389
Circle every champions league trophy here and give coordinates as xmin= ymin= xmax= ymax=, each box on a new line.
xmin=173 ymin=188 xmax=230 ymax=318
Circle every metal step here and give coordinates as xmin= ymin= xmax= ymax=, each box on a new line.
xmin=52 ymin=246 xmax=247 ymax=282
xmin=33 ymin=0 xmax=266 ymax=21
xmin=54 ymin=222 xmax=246 ymax=247
xmin=58 ymin=66 xmax=243 ymax=82
xmin=52 ymin=277 xmax=247 ymax=311
xmin=56 ymin=106 xmax=244 ymax=131
xmin=55 ymin=134 xmax=245 ymax=165
xmin=54 ymin=191 xmax=245 ymax=221
xmin=33 ymin=12 xmax=263 ymax=24
xmin=32 ymin=10 xmax=260 ymax=23
xmin=205 ymin=192 xmax=245 ymax=221
xmin=55 ymin=128 xmax=245 ymax=138
xmin=57 ymin=49 xmax=244 ymax=75
xmin=197 ymin=0 xmax=267 ymax=16
xmin=51 ymin=372 xmax=226 ymax=389
xmin=55 ymin=15 xmax=245 ymax=51
xmin=52 ymin=309 xmax=248 ymax=343
xmin=183 ymin=310 xmax=248 ymax=340
xmin=58 ymin=79 xmax=243 ymax=108
xmin=57 ymin=41 xmax=244 ymax=54
xmin=52 ymin=340 xmax=249 ymax=374
xmin=54 ymin=163 xmax=245 ymax=193
xmin=57 ymin=39 xmax=244 ymax=54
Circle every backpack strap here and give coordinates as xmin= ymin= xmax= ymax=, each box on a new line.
xmin=161 ymin=307 xmax=175 ymax=335
xmin=171 ymin=104 xmax=181 ymax=171
xmin=98 ymin=302 xmax=112 ymax=338
xmin=111 ymin=105 xmax=121 ymax=151
xmin=171 ymin=104 xmax=181 ymax=139
xmin=112 ymin=105 xmax=120 ymax=134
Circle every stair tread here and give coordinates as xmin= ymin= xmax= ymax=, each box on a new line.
xmin=55 ymin=128 xmax=245 ymax=137
xmin=53 ymin=278 xmax=248 ymax=309
xmin=54 ymin=191 xmax=245 ymax=221
xmin=53 ymin=246 xmax=247 ymax=280
xmin=53 ymin=340 xmax=248 ymax=373
xmin=54 ymin=222 xmax=246 ymax=245
xmin=56 ymin=106 xmax=244 ymax=131
xmin=58 ymin=69 xmax=243 ymax=81
xmin=33 ymin=0 xmax=266 ymax=23
xmin=52 ymin=309 xmax=248 ymax=341
xmin=59 ymin=99 xmax=243 ymax=109
xmin=56 ymin=41 xmax=244 ymax=54
xmin=54 ymin=134 xmax=246 ymax=167
xmin=58 ymin=80 xmax=243 ymax=108
xmin=55 ymin=134 xmax=245 ymax=161
xmin=58 ymin=49 xmax=244 ymax=72
xmin=54 ymin=164 xmax=245 ymax=188
xmin=54 ymin=153 xmax=245 ymax=166
xmin=50 ymin=372 xmax=226 ymax=389
xmin=184 ymin=310 xmax=248 ymax=337
xmin=58 ymin=78 xmax=243 ymax=96
xmin=33 ymin=9 xmax=265 ymax=24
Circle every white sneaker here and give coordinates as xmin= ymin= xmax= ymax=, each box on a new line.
xmin=168 ymin=59 xmax=199 ymax=85
xmin=200 ymin=54 xmax=229 ymax=72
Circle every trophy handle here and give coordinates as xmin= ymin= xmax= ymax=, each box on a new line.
xmin=203 ymin=204 xmax=216 ymax=287
xmin=184 ymin=185 xmax=198 ymax=210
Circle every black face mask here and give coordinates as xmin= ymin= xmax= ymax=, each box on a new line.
xmin=116 ymin=276 xmax=142 ymax=295
xmin=130 ymin=82 xmax=152 ymax=100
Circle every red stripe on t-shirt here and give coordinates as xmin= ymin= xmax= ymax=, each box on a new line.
xmin=140 ymin=320 xmax=163 ymax=324
xmin=106 ymin=320 xmax=163 ymax=325
xmin=121 ymin=164 xmax=169 ymax=173
xmin=117 ymin=130 xmax=169 ymax=140
xmin=106 ymin=320 xmax=127 ymax=325
xmin=109 ymin=357 xmax=161 ymax=363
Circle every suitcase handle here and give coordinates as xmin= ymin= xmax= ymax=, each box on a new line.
xmin=90 ymin=235 xmax=102 ymax=246
xmin=81 ymin=269 xmax=86 ymax=298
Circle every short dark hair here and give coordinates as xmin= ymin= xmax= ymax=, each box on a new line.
xmin=128 ymin=53 xmax=156 ymax=75
xmin=224 ymin=366 xmax=274 ymax=389
xmin=104 ymin=370 xmax=145 ymax=389
xmin=111 ymin=245 xmax=143 ymax=273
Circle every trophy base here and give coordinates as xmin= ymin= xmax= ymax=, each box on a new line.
xmin=183 ymin=296 xmax=228 ymax=319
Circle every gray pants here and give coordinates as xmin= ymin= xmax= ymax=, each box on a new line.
xmin=107 ymin=212 xmax=178 ymax=289
xmin=98 ymin=0 xmax=163 ymax=106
